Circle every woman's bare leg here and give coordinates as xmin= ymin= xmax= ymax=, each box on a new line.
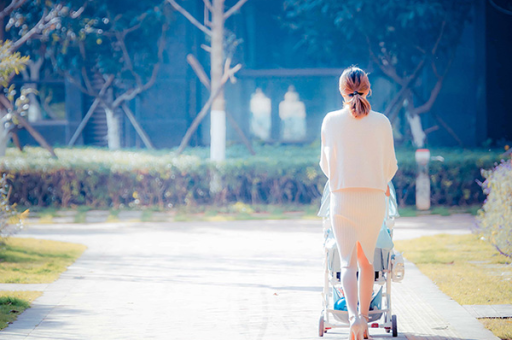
xmin=356 ymin=242 xmax=374 ymax=318
xmin=340 ymin=245 xmax=358 ymax=319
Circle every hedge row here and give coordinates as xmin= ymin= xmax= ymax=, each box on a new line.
xmin=0 ymin=146 xmax=505 ymax=208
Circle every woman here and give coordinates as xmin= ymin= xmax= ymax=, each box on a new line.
xmin=320 ymin=66 xmax=398 ymax=340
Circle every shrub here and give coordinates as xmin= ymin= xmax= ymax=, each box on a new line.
xmin=394 ymin=149 xmax=503 ymax=206
xmin=476 ymin=160 xmax=512 ymax=258
xmin=0 ymin=146 xmax=504 ymax=209
xmin=0 ymin=174 xmax=26 ymax=239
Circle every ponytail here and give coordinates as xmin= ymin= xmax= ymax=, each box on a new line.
xmin=339 ymin=67 xmax=372 ymax=118
xmin=348 ymin=93 xmax=371 ymax=118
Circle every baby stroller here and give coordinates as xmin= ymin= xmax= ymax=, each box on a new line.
xmin=317 ymin=182 xmax=404 ymax=337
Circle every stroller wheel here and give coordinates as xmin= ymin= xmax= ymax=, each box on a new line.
xmin=319 ymin=315 xmax=325 ymax=337
xmin=392 ymin=314 xmax=398 ymax=337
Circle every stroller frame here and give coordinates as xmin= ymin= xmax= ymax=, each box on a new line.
xmin=318 ymin=183 xmax=400 ymax=338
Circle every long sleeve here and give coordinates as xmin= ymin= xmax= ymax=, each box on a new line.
xmin=385 ymin=120 xmax=398 ymax=182
xmin=319 ymin=121 xmax=329 ymax=178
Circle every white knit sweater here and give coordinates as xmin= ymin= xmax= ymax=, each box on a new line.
xmin=320 ymin=108 xmax=398 ymax=192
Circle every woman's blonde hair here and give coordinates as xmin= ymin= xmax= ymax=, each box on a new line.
xmin=339 ymin=66 xmax=372 ymax=118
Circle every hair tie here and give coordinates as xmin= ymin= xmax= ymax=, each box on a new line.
xmin=348 ymin=91 xmax=362 ymax=97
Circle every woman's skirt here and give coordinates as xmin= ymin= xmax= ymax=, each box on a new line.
xmin=330 ymin=188 xmax=386 ymax=268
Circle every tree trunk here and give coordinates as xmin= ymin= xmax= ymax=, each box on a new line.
xmin=104 ymin=106 xmax=121 ymax=149
xmin=210 ymin=0 xmax=226 ymax=161
xmin=0 ymin=123 xmax=10 ymax=157
xmin=405 ymin=92 xmax=426 ymax=148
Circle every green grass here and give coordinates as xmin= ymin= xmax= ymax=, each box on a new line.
xmin=20 ymin=203 xmax=482 ymax=224
xmin=76 ymin=206 xmax=91 ymax=213
xmin=398 ymin=204 xmax=481 ymax=218
xmin=430 ymin=206 xmax=451 ymax=216
xmin=0 ymin=237 xmax=87 ymax=283
xmin=397 ymin=206 xmax=417 ymax=217
xmin=140 ymin=211 xmax=152 ymax=222
xmin=74 ymin=211 xmax=86 ymax=223
xmin=0 ymin=237 xmax=85 ymax=330
xmin=394 ymin=234 xmax=512 ymax=339
xmin=480 ymin=319 xmax=512 ymax=340
xmin=0 ymin=291 xmax=42 ymax=330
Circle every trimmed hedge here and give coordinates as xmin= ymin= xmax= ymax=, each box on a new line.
xmin=0 ymin=146 xmax=505 ymax=208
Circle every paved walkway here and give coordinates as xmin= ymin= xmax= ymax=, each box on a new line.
xmin=0 ymin=215 xmax=499 ymax=340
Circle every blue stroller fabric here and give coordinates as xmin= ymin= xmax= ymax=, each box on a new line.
xmin=333 ymin=287 xmax=383 ymax=311
xmin=376 ymin=222 xmax=394 ymax=250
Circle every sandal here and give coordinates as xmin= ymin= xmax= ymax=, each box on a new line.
xmin=359 ymin=314 xmax=370 ymax=339
xmin=348 ymin=315 xmax=365 ymax=340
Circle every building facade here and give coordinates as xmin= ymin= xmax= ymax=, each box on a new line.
xmin=18 ymin=0 xmax=512 ymax=149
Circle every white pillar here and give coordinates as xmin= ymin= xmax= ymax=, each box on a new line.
xmin=210 ymin=109 xmax=226 ymax=161
xmin=415 ymin=149 xmax=431 ymax=210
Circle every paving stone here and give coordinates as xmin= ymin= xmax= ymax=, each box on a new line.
xmin=25 ymin=217 xmax=41 ymax=225
xmin=56 ymin=211 xmax=78 ymax=217
xmin=464 ymin=304 xmax=512 ymax=318
xmin=84 ymin=210 xmax=109 ymax=223
xmin=492 ymin=304 xmax=512 ymax=318
xmin=151 ymin=212 xmax=174 ymax=221
xmin=117 ymin=210 xmax=143 ymax=221
xmin=0 ymin=215 xmax=500 ymax=340
xmin=51 ymin=216 xmax=75 ymax=223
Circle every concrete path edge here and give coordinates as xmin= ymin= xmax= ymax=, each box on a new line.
xmin=403 ymin=260 xmax=499 ymax=340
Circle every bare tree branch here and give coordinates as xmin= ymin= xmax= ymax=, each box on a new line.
xmin=204 ymin=4 xmax=211 ymax=27
xmin=0 ymin=94 xmax=12 ymax=110
xmin=75 ymin=39 xmax=98 ymax=95
xmin=111 ymin=24 xmax=167 ymax=108
xmin=63 ymin=70 xmax=95 ymax=97
xmin=432 ymin=21 xmax=446 ymax=56
xmin=385 ymin=58 xmax=425 ymax=109
xmin=81 ymin=67 xmax=95 ymax=94
xmin=68 ymin=75 xmax=115 ymax=146
xmin=167 ymin=0 xmax=212 ymax=36
xmin=203 ymin=0 xmax=213 ymax=11
xmin=224 ymin=0 xmax=248 ymax=19
xmin=201 ymin=44 xmax=212 ymax=53
xmin=413 ymin=54 xmax=454 ymax=116
xmin=121 ymin=103 xmax=154 ymax=149
xmin=388 ymin=98 xmax=405 ymax=124
xmin=116 ymin=30 xmax=143 ymax=88
xmin=226 ymin=110 xmax=255 ymax=155
xmin=424 ymin=125 xmax=439 ymax=135
xmin=431 ymin=59 xmax=441 ymax=79
xmin=187 ymin=54 xmax=211 ymax=90
xmin=11 ymin=132 xmax=22 ymax=151
xmin=17 ymin=116 xmax=57 ymax=157
xmin=177 ymin=62 xmax=241 ymax=154
xmin=412 ymin=77 xmax=443 ymax=116
xmin=1 ymin=93 xmax=58 ymax=157
xmin=365 ymin=35 xmax=405 ymax=85
xmin=431 ymin=111 xmax=463 ymax=146
xmin=9 ymin=10 xmax=46 ymax=51
xmin=71 ymin=4 xmax=87 ymax=19
xmin=0 ymin=0 xmax=28 ymax=20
